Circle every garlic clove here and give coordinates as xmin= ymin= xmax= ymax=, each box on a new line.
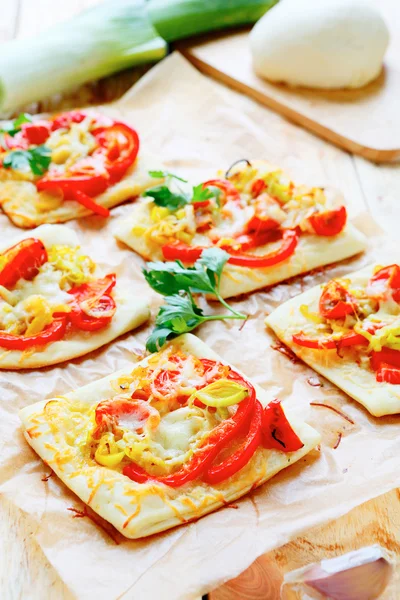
xmin=281 ymin=545 xmax=394 ymax=600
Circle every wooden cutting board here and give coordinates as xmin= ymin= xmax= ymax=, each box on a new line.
xmin=180 ymin=0 xmax=400 ymax=163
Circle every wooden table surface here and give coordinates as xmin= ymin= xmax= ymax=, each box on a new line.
xmin=1 ymin=2 xmax=400 ymax=599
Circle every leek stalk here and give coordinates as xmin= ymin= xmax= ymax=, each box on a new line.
xmin=0 ymin=0 xmax=167 ymax=113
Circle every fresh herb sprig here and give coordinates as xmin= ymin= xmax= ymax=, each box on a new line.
xmin=0 ymin=113 xmax=32 ymax=137
xmin=144 ymin=171 xmax=220 ymax=212
xmin=3 ymin=145 xmax=51 ymax=176
xmin=143 ymin=247 xmax=246 ymax=352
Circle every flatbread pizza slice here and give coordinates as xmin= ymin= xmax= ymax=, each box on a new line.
xmin=0 ymin=110 xmax=164 ymax=228
xmin=20 ymin=333 xmax=320 ymax=539
xmin=266 ymin=263 xmax=400 ymax=416
xmin=0 ymin=224 xmax=149 ymax=369
xmin=114 ymin=159 xmax=366 ymax=298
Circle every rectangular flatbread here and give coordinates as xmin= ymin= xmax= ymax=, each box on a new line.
xmin=114 ymin=159 xmax=366 ymax=298
xmin=0 ymin=224 xmax=149 ymax=369
xmin=20 ymin=333 xmax=320 ymax=538
xmin=266 ymin=264 xmax=400 ymax=417
xmin=0 ymin=110 xmax=164 ymax=228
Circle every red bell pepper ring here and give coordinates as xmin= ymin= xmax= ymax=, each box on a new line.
xmin=0 ymin=316 xmax=68 ymax=350
xmin=368 ymin=265 xmax=400 ymax=303
xmin=123 ymin=367 xmax=256 ymax=487
xmin=68 ymin=274 xmax=116 ymax=331
xmin=375 ymin=363 xmax=400 ymax=384
xmin=93 ymin=122 xmax=139 ymax=184
xmin=292 ymin=330 xmax=368 ymax=350
xmin=261 ymin=399 xmax=303 ymax=452
xmin=0 ymin=238 xmax=48 ymax=289
xmin=308 ymin=206 xmax=347 ymax=237
xmin=203 ymin=399 xmax=263 ymax=485
xmin=319 ymin=280 xmax=356 ymax=320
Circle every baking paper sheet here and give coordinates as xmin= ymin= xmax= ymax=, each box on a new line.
xmin=0 ymin=53 xmax=399 ymax=600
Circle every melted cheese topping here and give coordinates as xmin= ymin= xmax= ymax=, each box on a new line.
xmin=86 ymin=349 xmax=234 ymax=477
xmin=140 ymin=161 xmax=332 ymax=249
xmin=46 ymin=117 xmax=96 ymax=173
xmin=0 ymin=244 xmax=95 ymax=335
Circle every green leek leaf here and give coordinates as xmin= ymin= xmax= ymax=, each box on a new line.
xmin=148 ymin=0 xmax=279 ymax=42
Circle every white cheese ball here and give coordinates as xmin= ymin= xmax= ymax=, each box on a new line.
xmin=250 ymin=0 xmax=389 ymax=89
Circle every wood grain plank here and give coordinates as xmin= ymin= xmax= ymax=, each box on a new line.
xmin=210 ymin=489 xmax=400 ymax=600
xmin=181 ymin=0 xmax=400 ymax=163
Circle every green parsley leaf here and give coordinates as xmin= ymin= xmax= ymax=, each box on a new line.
xmin=0 ymin=113 xmax=32 ymax=137
xmin=144 ymin=185 xmax=189 ymax=211
xmin=144 ymin=247 xmax=229 ymax=298
xmin=145 ymin=178 xmax=221 ymax=212
xmin=144 ymin=248 xmax=246 ymax=352
xmin=192 ymin=184 xmax=218 ymax=204
xmin=145 ymin=293 xmax=208 ymax=352
xmin=3 ymin=144 xmax=51 ymax=176
xmin=148 ymin=170 xmax=187 ymax=183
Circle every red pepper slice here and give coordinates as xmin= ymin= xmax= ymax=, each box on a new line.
xmin=292 ymin=330 xmax=368 ymax=349
xmin=368 ymin=265 xmax=400 ymax=303
xmin=251 ymin=178 xmax=267 ymax=197
xmin=162 ymin=242 xmax=203 ymax=263
xmin=226 ymin=229 xmax=298 ymax=268
xmin=202 ymin=179 xmax=240 ymax=203
xmin=261 ymin=399 xmax=304 ymax=452
xmin=51 ymin=110 xmax=87 ymax=131
xmin=162 ymin=229 xmax=298 ymax=269
xmin=376 ymin=363 xmax=400 ymax=384
xmin=203 ymin=399 xmax=263 ymax=485
xmin=0 ymin=238 xmax=48 ymax=289
xmin=224 ymin=230 xmax=281 ymax=253
xmin=370 ymin=347 xmax=400 ymax=371
xmin=93 ymin=122 xmax=139 ymax=184
xmin=22 ymin=121 xmax=52 ymax=145
xmin=70 ymin=189 xmax=110 ymax=218
xmin=246 ymin=214 xmax=280 ymax=236
xmin=68 ymin=274 xmax=116 ymax=331
xmin=0 ymin=316 xmax=68 ymax=350
xmin=123 ymin=367 xmax=256 ymax=487
xmin=308 ymin=206 xmax=347 ymax=236
xmin=246 ymin=195 xmax=281 ymax=236
xmin=319 ymin=280 xmax=356 ymax=320
xmin=37 ymin=162 xmax=110 ymax=199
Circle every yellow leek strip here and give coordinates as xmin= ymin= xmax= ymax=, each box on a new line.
xmin=94 ymin=433 xmax=125 ymax=468
xmin=189 ymin=378 xmax=248 ymax=408
xmin=24 ymin=296 xmax=53 ymax=336
xmin=300 ymin=304 xmax=325 ymax=325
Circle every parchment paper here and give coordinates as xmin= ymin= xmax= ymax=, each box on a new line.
xmin=0 ymin=53 xmax=399 ymax=600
